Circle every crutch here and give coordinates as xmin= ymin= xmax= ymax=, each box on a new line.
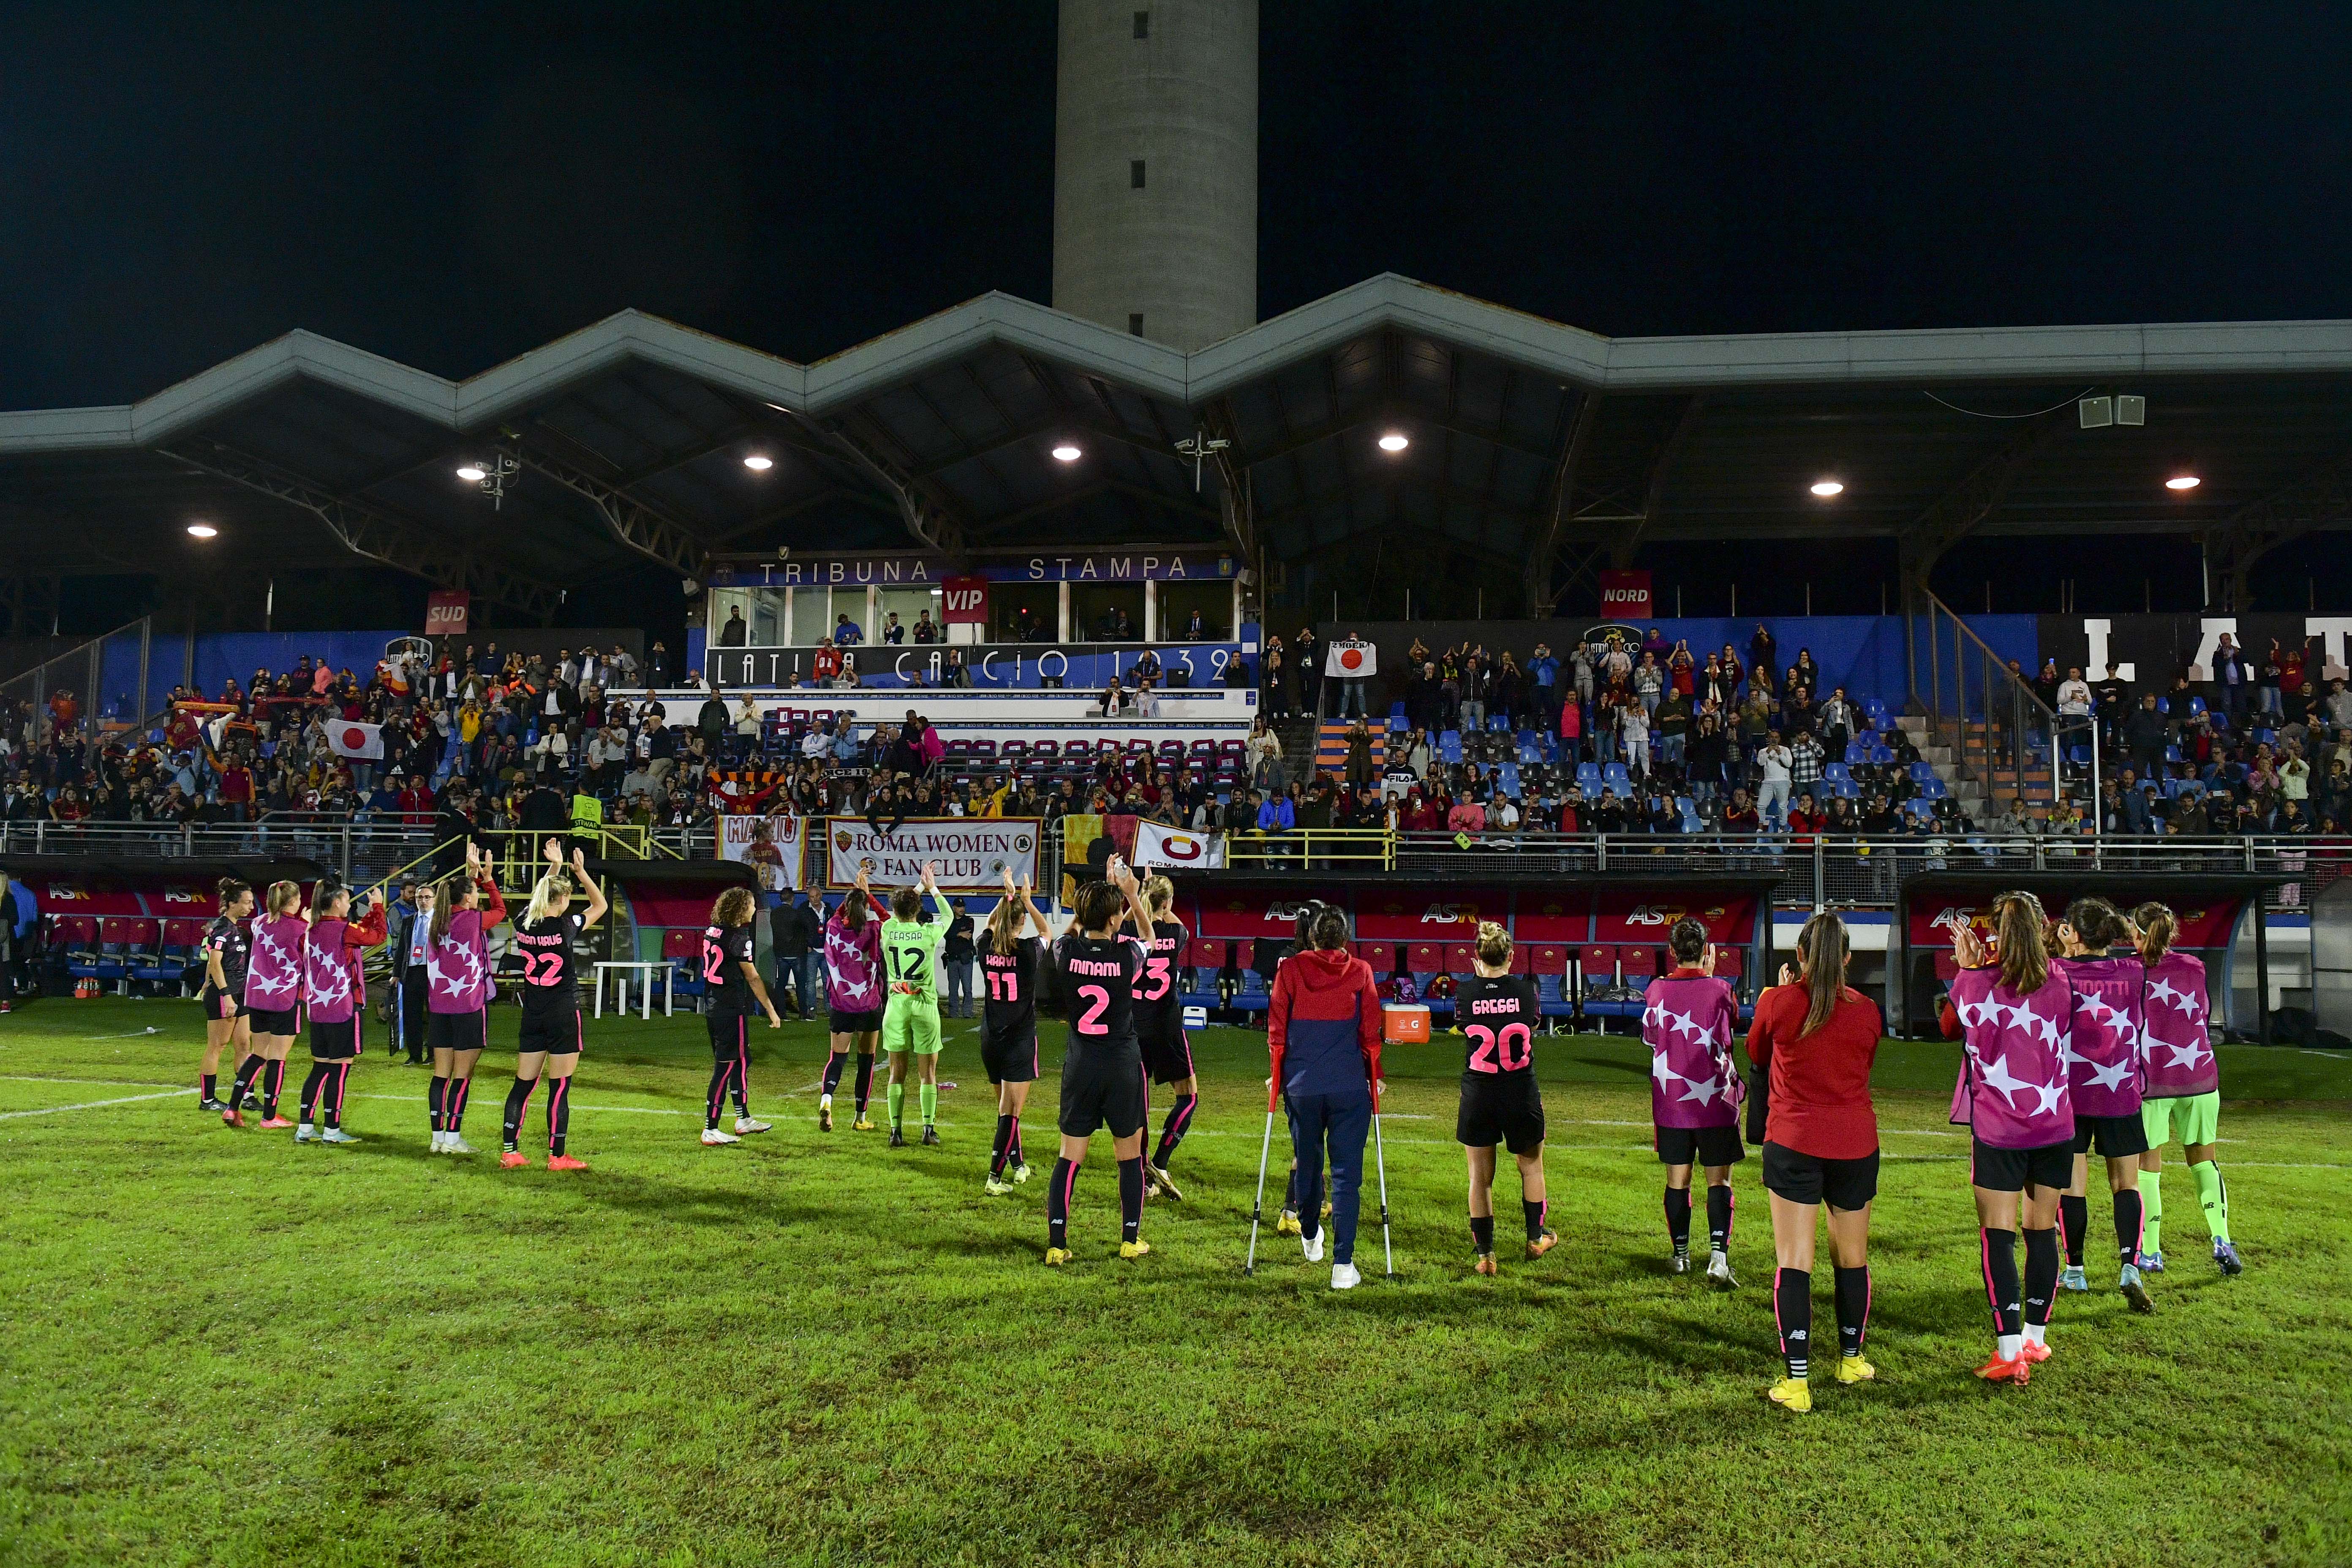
xmin=1372 ymin=1083 xmax=1396 ymax=1280
xmin=1244 ymin=1079 xmax=1277 ymax=1275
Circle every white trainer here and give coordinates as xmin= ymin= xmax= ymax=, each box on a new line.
xmin=430 ymin=1130 xmax=446 ymax=1153
xmin=1331 ymin=1263 xmax=1362 ymax=1290
xmin=443 ymin=1134 xmax=476 ymax=1156
xmin=294 ymin=1124 xmax=318 ymax=1143
xmin=1707 ymin=1250 xmax=1739 ymax=1289
xmin=1302 ymin=1230 xmax=1326 ymax=1263
xmin=701 ymin=1128 xmax=741 ymax=1146
xmin=734 ymin=1116 xmax=771 ymax=1135
xmin=320 ymin=1128 xmax=361 ymax=1145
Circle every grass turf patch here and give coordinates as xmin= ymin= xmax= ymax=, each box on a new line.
xmin=3 ymin=997 xmax=2349 ymax=1566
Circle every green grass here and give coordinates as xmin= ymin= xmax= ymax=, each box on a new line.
xmin=4 ymin=997 xmax=2350 ymax=1567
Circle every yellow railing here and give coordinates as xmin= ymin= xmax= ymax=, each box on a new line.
xmin=473 ymin=825 xmax=657 ymax=894
xmin=1222 ymin=827 xmax=1396 ymax=870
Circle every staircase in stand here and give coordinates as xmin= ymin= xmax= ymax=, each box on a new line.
xmin=1900 ymin=715 xmax=2057 ymax=821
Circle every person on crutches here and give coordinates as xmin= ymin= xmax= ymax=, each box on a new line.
xmin=1265 ymin=904 xmax=1385 ymax=1289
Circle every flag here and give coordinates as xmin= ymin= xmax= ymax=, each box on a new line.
xmin=329 ymin=721 xmax=384 ymax=760
xmin=1324 ymin=637 xmax=1378 ymax=678
xmin=1135 ymin=819 xmax=1223 ymax=871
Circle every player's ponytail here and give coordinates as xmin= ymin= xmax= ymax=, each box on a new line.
xmin=524 ymin=871 xmax=572 ymax=927
xmin=264 ymin=879 xmax=303 ymax=919
xmin=217 ymin=877 xmax=251 ymax=911
xmin=1473 ymin=919 xmax=1513 ymax=971
xmin=2132 ymin=901 xmax=2177 ymax=964
xmin=2063 ymin=896 xmax=2126 ymax=954
xmin=985 ymin=893 xmax=1025 ymax=955
xmin=1991 ymin=891 xmax=2049 ymax=994
xmin=1795 ymin=910 xmax=1850 ymax=1037
xmin=842 ymin=887 xmax=871 ymax=929
xmin=1668 ymin=917 xmax=1708 ymax=966
xmin=1143 ymin=874 xmax=1175 ymax=915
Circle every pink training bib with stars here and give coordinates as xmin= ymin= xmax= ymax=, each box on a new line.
xmin=1642 ymin=972 xmax=1742 ymax=1130
xmin=243 ymin=911 xmax=308 ymax=1013
xmin=1945 ymin=966 xmax=2074 ymax=1148
xmin=2139 ymin=950 xmax=2216 ymax=1099
xmin=2051 ymin=953 xmax=2148 ymax=1119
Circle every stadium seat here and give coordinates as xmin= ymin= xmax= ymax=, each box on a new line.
xmin=1908 ymin=761 xmax=1938 ymax=784
xmin=94 ymin=917 xmax=133 ymax=995
xmin=1443 ymin=942 xmax=1477 ymax=976
xmin=1823 ymin=762 xmax=1851 ymax=785
xmin=1916 ymin=776 xmax=1948 ymax=800
xmin=661 ymin=929 xmax=707 ymax=1007
xmin=125 ymin=918 xmax=172 ymax=992
xmin=160 ymin=917 xmax=207 ymax=994
xmin=1438 ymin=730 xmax=1463 ymax=765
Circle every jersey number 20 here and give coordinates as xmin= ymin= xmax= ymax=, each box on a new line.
xmin=1466 ymin=1021 xmax=1532 ymax=1074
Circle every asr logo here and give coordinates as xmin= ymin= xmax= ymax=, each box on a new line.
xmin=1931 ymin=906 xmax=1994 ymax=938
xmin=1420 ymin=904 xmax=1478 ymax=925
xmin=1626 ymin=905 xmax=1686 ymax=927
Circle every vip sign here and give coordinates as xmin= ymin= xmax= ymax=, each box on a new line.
xmin=942 ymin=575 xmax=988 ymax=625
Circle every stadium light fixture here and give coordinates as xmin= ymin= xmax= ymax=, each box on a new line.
xmin=455 ymin=463 xmax=487 ymax=483
xmin=743 ymin=454 xmax=773 ymax=471
xmin=1377 ymin=432 xmax=1410 ymax=453
xmin=2166 ymin=474 xmax=2200 ymax=491
xmin=1051 ymin=443 xmax=1082 ymax=462
xmin=1810 ymin=479 xmax=1846 ymax=497
xmin=185 ymin=523 xmax=218 ymax=539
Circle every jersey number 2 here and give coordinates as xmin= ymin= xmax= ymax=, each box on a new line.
xmin=1076 ymin=984 xmax=1111 ymax=1034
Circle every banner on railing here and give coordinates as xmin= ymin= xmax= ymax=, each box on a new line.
xmin=823 ymin=817 xmax=1039 ymax=890
xmin=1134 ymin=819 xmax=1224 ymax=871
xmin=717 ymin=813 xmax=805 ymax=893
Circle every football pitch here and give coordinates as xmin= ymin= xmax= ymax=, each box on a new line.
xmin=4 ymin=998 xmax=2350 ymax=1567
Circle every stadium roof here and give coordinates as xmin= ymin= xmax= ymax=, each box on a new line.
xmin=7 ymin=272 xmax=2352 ymax=617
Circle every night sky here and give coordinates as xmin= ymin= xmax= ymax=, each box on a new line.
xmin=6 ymin=3 xmax=2352 ymax=623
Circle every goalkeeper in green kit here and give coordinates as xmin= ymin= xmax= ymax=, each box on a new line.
xmin=879 ymin=861 xmax=950 ymax=1147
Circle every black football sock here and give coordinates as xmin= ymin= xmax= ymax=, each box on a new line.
xmin=991 ymin=1114 xmax=1014 ymax=1177
xmin=1470 ymin=1214 xmax=1495 ymax=1254
xmin=1981 ymin=1228 xmax=2022 ymax=1339
xmin=502 ymin=1077 xmax=536 ymax=1151
xmin=1773 ymin=1268 xmax=1813 ymax=1380
xmin=547 ymin=1076 xmax=571 ymax=1157
xmin=229 ymin=1054 xmax=264 ymax=1102
xmin=1707 ymin=1184 xmax=1734 ymax=1253
xmin=1007 ymin=1113 xmax=1023 ymax=1167
xmin=2023 ymin=1227 xmax=2060 ymax=1327
xmin=429 ymin=1074 xmax=448 ymax=1133
xmin=1153 ymin=1092 xmax=1198 ymax=1169
xmin=1048 ymin=1157 xmax=1077 ymax=1249
xmin=730 ymin=1049 xmax=751 ymax=1117
xmin=821 ymin=1050 xmax=848 ymax=1098
xmin=1663 ymin=1187 xmax=1692 ymax=1250
xmin=201 ymin=1072 xmax=218 ymax=1102
xmin=261 ymin=1060 xmax=286 ymax=1119
xmin=705 ymin=1058 xmax=732 ymax=1131
xmin=299 ymin=1063 xmax=329 ymax=1124
xmin=1833 ymin=1265 xmax=1871 ymax=1358
xmin=1119 ymin=1156 xmax=1145 ymax=1243
xmin=2060 ymin=1194 xmax=2088 ymax=1266
xmin=447 ymin=1076 xmax=472 ymax=1133
xmin=853 ymin=1054 xmax=874 ymax=1116
xmin=1523 ymin=1197 xmax=1549 ymax=1242
xmin=325 ymin=1063 xmax=351 ymax=1130
xmin=2113 ymin=1188 xmax=2145 ymax=1266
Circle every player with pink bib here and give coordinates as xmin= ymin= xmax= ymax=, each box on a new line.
xmin=426 ymin=841 xmax=507 ymax=1155
xmin=2132 ymin=902 xmax=2242 ymax=1277
xmin=1944 ymin=893 xmax=2074 ymax=1384
xmin=1642 ymin=917 xmax=1745 ymax=1285
xmin=223 ymin=880 xmax=310 ymax=1129
xmin=295 ymin=879 xmax=387 ymax=1145
xmin=2050 ymin=897 xmax=2155 ymax=1312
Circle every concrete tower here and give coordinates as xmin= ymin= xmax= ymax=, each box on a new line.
xmin=1053 ymin=0 xmax=1258 ymax=351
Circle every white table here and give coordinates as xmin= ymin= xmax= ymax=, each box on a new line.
xmin=591 ymin=960 xmax=674 ymax=1019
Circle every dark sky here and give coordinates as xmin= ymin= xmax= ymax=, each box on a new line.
xmin=8 ymin=3 xmax=2352 ymax=409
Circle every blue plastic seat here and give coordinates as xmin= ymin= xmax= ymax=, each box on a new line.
xmin=1908 ymin=761 xmax=1937 ymax=783
xmin=1439 ymin=730 xmax=1462 ymax=764
xmin=1824 ymin=761 xmax=1851 ymax=784
xmin=1916 ymin=776 xmax=1948 ymax=800
xmin=1577 ymin=762 xmax=1602 ymax=789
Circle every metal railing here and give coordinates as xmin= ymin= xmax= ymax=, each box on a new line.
xmin=1909 ymin=590 xmax=2062 ymax=817
xmin=6 ymin=819 xmax=2338 ymax=913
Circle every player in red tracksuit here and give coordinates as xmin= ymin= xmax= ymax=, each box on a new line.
xmin=1267 ymin=905 xmax=1384 ymax=1290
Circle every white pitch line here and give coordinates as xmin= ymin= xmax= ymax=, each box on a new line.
xmin=0 ymin=1089 xmax=193 ymax=1119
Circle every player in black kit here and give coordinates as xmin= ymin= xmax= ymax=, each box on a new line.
xmin=1454 ymin=921 xmax=1557 ymax=1274
xmin=1131 ymin=874 xmax=1199 ymax=1202
xmin=980 ymin=866 xmax=1049 ymax=1195
xmin=197 ymin=878 xmax=256 ymax=1111
xmin=498 ymin=840 xmax=608 ymax=1170
xmin=1043 ymin=858 xmax=1159 ymax=1266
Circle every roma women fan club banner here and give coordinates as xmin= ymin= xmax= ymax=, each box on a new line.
xmin=824 ymin=818 xmax=1040 ymax=890
xmin=717 ymin=814 xmax=806 ymax=893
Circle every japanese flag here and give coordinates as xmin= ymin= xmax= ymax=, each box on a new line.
xmin=1324 ymin=637 xmax=1378 ymax=678
xmin=329 ymin=721 xmax=384 ymax=760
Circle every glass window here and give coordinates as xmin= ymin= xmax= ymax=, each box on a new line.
xmin=1159 ymin=581 xmax=1232 ymax=641
xmin=1071 ymin=584 xmax=1145 ymax=642
xmin=875 ymin=585 xmax=942 ymax=648
xmin=991 ymin=583 xmax=1058 ymax=643
xmin=709 ymin=588 xmax=786 ymax=646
